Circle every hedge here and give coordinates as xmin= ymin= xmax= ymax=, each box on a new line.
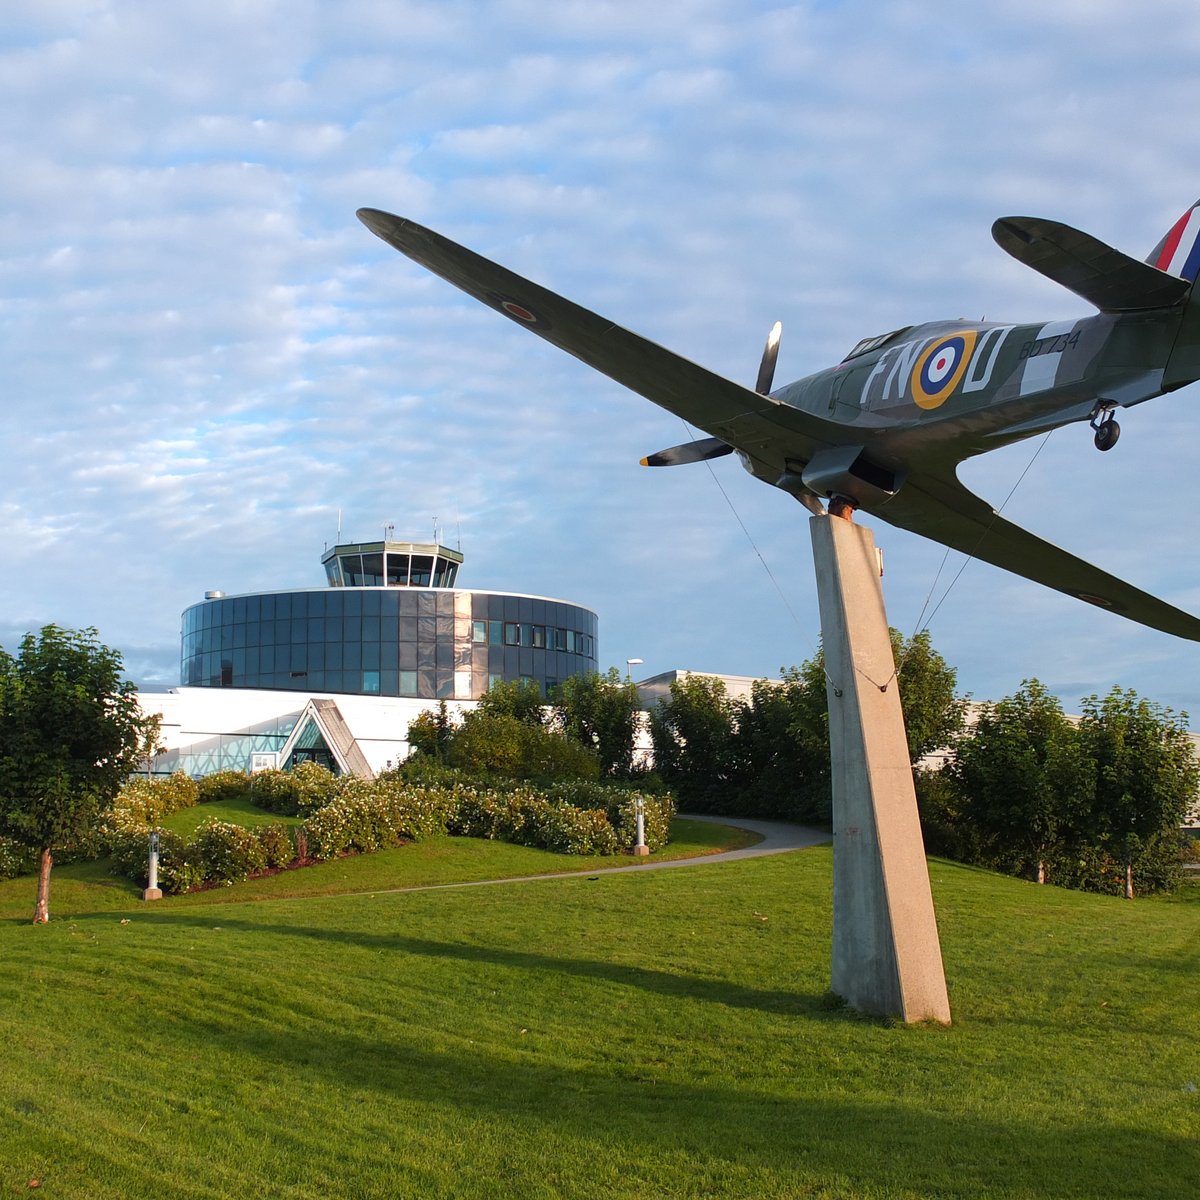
xmin=102 ymin=768 xmax=676 ymax=895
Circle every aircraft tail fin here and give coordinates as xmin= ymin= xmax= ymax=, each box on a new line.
xmin=1145 ymin=200 xmax=1200 ymax=281
xmin=992 ymin=216 xmax=1189 ymax=312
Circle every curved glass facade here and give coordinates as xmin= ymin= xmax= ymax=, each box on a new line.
xmin=180 ymin=588 xmax=599 ymax=700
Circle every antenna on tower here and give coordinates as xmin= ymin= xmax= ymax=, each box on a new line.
xmin=337 ymin=508 xmax=342 ymax=542
xmin=432 ymin=515 xmax=439 ymax=545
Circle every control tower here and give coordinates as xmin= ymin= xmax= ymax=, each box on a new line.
xmin=181 ymin=536 xmax=598 ymax=702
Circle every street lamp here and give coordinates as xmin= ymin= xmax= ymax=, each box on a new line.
xmin=625 ymin=657 xmax=643 ymax=681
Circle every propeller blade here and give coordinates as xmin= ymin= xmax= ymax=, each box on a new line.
xmin=640 ymin=437 xmax=735 ymax=467
xmin=755 ymin=320 xmax=782 ymax=394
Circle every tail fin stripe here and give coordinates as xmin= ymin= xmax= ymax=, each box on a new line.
xmin=1155 ymin=205 xmax=1200 ymax=280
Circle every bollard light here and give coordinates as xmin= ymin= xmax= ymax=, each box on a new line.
xmin=143 ymin=828 xmax=163 ymax=901
xmin=633 ymin=796 xmax=649 ymax=857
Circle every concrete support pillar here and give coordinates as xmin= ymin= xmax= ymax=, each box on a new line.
xmin=809 ymin=513 xmax=951 ymax=1024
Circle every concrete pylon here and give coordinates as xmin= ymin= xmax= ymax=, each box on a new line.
xmin=809 ymin=512 xmax=951 ymax=1025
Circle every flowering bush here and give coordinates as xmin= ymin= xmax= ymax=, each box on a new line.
xmin=105 ymin=770 xmax=678 ymax=893
xmin=197 ymin=770 xmax=252 ymax=804
xmin=251 ymin=761 xmax=340 ymax=816
xmin=115 ymin=772 xmax=200 ymax=825
xmin=256 ymin=822 xmax=295 ymax=869
xmin=0 ymin=836 xmax=36 ymax=880
xmin=190 ymin=819 xmax=267 ymax=886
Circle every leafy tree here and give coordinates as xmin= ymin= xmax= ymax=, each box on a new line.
xmin=891 ymin=630 xmax=968 ymax=763
xmin=445 ymin=710 xmax=599 ymax=782
xmin=0 ymin=625 xmax=150 ymax=923
xmin=949 ymin=680 xmax=1093 ymax=884
xmin=554 ymin=668 xmax=641 ymax=778
xmin=476 ymin=678 xmax=546 ymax=726
xmin=729 ymin=665 xmax=831 ymax=820
xmin=1076 ymin=687 xmax=1197 ymax=899
xmin=647 ymin=674 xmax=738 ymax=810
xmin=406 ymin=699 xmax=455 ymax=759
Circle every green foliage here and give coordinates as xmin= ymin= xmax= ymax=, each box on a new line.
xmin=476 ymin=678 xmax=546 ymax=725
xmin=949 ymin=680 xmax=1094 ymax=883
xmin=648 ymin=674 xmax=739 ymax=811
xmin=188 ymin=818 xmax=268 ymax=886
xmin=0 ymin=625 xmax=152 ymax=920
xmin=443 ymin=710 xmax=601 ymax=783
xmin=648 ymin=632 xmax=964 ymax=822
xmin=250 ymin=761 xmax=339 ymax=816
xmin=937 ymin=680 xmax=1196 ymax=896
xmin=730 ymin=665 xmax=832 ymax=821
xmin=115 ymin=772 xmax=200 ymax=825
xmin=1077 ymin=687 xmax=1198 ymax=897
xmin=0 ymin=836 xmax=36 ymax=881
xmin=406 ymin=699 xmax=455 ymax=759
xmin=197 ymin=769 xmax=253 ymax=804
xmin=553 ymin=668 xmax=641 ymax=777
xmin=256 ymin=822 xmax=295 ymax=869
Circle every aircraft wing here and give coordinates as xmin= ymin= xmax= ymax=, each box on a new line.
xmin=357 ymin=209 xmax=828 ymax=444
xmin=878 ymin=470 xmax=1200 ymax=641
xmin=992 ymin=216 xmax=1189 ymax=312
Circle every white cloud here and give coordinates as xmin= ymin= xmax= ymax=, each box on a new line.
xmin=1 ymin=0 xmax=1200 ymax=711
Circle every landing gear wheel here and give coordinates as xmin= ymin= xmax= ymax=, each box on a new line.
xmin=1093 ymin=417 xmax=1120 ymax=452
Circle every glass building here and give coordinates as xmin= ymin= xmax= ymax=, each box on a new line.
xmin=180 ymin=538 xmax=598 ymax=701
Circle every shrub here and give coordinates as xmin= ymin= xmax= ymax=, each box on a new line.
xmin=190 ymin=819 xmax=267 ymax=886
xmin=197 ymin=770 xmax=252 ymax=805
xmin=257 ymin=823 xmax=295 ymax=869
xmin=301 ymin=781 xmax=460 ymax=861
xmin=116 ymin=772 xmax=200 ymax=825
xmin=0 ymin=835 xmax=37 ymax=880
xmin=251 ymin=762 xmax=339 ymax=816
xmin=249 ymin=768 xmax=301 ymax=815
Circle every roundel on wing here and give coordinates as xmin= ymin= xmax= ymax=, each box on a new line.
xmin=910 ymin=330 xmax=978 ymax=410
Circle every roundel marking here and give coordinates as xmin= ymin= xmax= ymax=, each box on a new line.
xmin=487 ymin=291 xmax=551 ymax=330
xmin=1076 ymin=591 xmax=1117 ymax=610
xmin=910 ymin=330 xmax=978 ymax=410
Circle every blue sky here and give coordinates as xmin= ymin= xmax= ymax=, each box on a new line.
xmin=4 ymin=0 xmax=1200 ymax=714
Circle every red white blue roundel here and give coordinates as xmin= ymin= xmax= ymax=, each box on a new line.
xmin=910 ymin=330 xmax=978 ymax=410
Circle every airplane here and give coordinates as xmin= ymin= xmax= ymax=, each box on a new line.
xmin=356 ymin=200 xmax=1200 ymax=643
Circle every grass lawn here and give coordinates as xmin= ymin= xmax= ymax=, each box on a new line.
xmin=0 ymin=816 xmax=762 ymax=921
xmin=1 ymin=844 xmax=1197 ymax=1198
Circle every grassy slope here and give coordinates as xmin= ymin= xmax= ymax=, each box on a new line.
xmin=1 ymin=850 xmax=1197 ymax=1198
xmin=0 ymin=817 xmax=760 ymax=920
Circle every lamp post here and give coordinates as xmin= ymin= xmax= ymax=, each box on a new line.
xmin=625 ymin=657 xmax=643 ymax=681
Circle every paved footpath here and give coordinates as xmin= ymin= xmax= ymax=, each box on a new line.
xmin=368 ymin=815 xmax=830 ymax=898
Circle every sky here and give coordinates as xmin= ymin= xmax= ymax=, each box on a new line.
xmin=4 ymin=0 xmax=1200 ymax=715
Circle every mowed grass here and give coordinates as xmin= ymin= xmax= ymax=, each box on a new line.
xmin=0 ymin=816 xmax=760 ymax=920
xmin=1 ymin=847 xmax=1197 ymax=1199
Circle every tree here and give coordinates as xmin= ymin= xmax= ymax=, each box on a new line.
xmin=475 ymin=678 xmax=546 ymax=726
xmin=647 ymin=674 xmax=738 ymax=810
xmin=554 ymin=668 xmax=641 ymax=778
xmin=949 ymin=680 xmax=1093 ymax=884
xmin=1077 ymin=687 xmax=1197 ymax=899
xmin=891 ymin=630 xmax=967 ymax=763
xmin=729 ymin=665 xmax=831 ymax=820
xmin=0 ymin=626 xmax=150 ymax=923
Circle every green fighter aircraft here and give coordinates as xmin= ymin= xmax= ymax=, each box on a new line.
xmin=357 ymin=201 xmax=1200 ymax=642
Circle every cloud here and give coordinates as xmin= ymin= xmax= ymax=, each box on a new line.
xmin=2 ymin=0 xmax=1200 ymax=713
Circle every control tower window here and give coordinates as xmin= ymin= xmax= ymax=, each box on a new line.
xmin=361 ymin=552 xmax=384 ymax=586
xmin=386 ymin=554 xmax=409 ymax=586
xmin=324 ymin=559 xmax=343 ymax=587
xmin=409 ymin=555 xmax=433 ymax=586
xmin=341 ymin=554 xmax=365 ymax=586
xmin=432 ymin=557 xmax=453 ymax=588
